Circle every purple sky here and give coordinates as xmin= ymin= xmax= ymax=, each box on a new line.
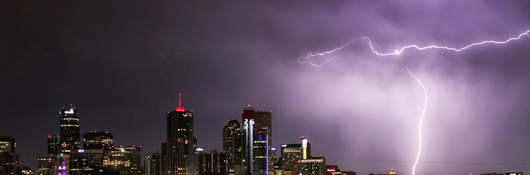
xmin=4 ymin=1 xmax=530 ymax=174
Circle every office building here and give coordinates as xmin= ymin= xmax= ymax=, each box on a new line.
xmin=70 ymin=149 xmax=105 ymax=175
xmin=0 ymin=136 xmax=16 ymax=154
xmin=82 ymin=130 xmax=113 ymax=150
xmin=146 ymin=152 xmax=161 ymax=175
xmin=253 ymin=129 xmax=269 ymax=175
xmin=164 ymin=93 xmax=197 ymax=175
xmin=59 ymin=105 xmax=81 ymax=153
xmin=103 ymin=145 xmax=142 ymax=175
xmin=298 ymin=157 xmax=325 ymax=175
xmin=47 ymin=134 xmax=60 ymax=154
xmin=222 ymin=120 xmax=245 ymax=175
xmin=197 ymin=148 xmax=226 ymax=175
xmin=242 ymin=105 xmax=255 ymax=175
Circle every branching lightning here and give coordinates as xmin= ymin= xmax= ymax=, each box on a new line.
xmin=406 ymin=67 xmax=427 ymax=175
xmin=299 ymin=30 xmax=530 ymax=67
xmin=299 ymin=29 xmax=530 ymax=175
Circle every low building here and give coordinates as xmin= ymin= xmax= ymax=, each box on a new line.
xmin=298 ymin=157 xmax=325 ymax=175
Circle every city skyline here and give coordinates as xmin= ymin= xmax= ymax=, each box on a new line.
xmin=5 ymin=1 xmax=530 ymax=174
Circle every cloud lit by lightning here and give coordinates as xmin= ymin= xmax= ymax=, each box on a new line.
xmin=299 ymin=29 xmax=530 ymax=175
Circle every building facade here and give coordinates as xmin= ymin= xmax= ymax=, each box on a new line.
xmin=165 ymin=93 xmax=197 ymax=175
xmin=59 ymin=105 xmax=81 ymax=153
xmin=222 ymin=120 xmax=245 ymax=175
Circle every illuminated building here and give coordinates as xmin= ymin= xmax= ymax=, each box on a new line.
xmin=222 ymin=120 xmax=245 ymax=175
xmin=0 ymin=136 xmax=16 ymax=154
xmin=56 ymin=153 xmax=70 ymax=175
xmin=480 ymin=173 xmax=523 ymax=175
xmin=325 ymin=165 xmax=340 ymax=175
xmin=47 ymin=134 xmax=60 ymax=154
xmin=103 ymin=145 xmax=142 ymax=175
xmin=36 ymin=154 xmax=56 ymax=175
xmin=0 ymin=152 xmax=18 ymax=175
xmin=19 ymin=166 xmax=33 ymax=175
xmin=324 ymin=165 xmax=356 ymax=175
xmin=298 ymin=157 xmax=325 ymax=175
xmin=197 ymin=148 xmax=227 ymax=175
xmin=69 ymin=149 xmax=105 ymax=175
xmin=59 ymin=104 xmax=81 ymax=153
xmin=279 ymin=144 xmax=302 ymax=174
xmin=164 ymin=93 xmax=197 ymax=175
xmin=146 ymin=152 xmax=161 ymax=175
xmin=340 ymin=171 xmax=356 ymax=175
xmin=254 ymin=111 xmax=272 ymax=175
xmin=300 ymin=137 xmax=310 ymax=160
xmin=82 ymin=130 xmax=113 ymax=150
xmin=0 ymin=136 xmax=18 ymax=175
xmin=253 ymin=129 xmax=269 ymax=175
xmin=242 ymin=105 xmax=274 ymax=175
xmin=242 ymin=105 xmax=255 ymax=175
xmin=369 ymin=168 xmax=397 ymax=175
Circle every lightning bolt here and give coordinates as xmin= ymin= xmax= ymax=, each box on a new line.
xmin=299 ymin=29 xmax=530 ymax=175
xmin=299 ymin=30 xmax=530 ymax=67
xmin=406 ymin=67 xmax=427 ymax=175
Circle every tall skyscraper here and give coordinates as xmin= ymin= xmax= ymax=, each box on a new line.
xmin=59 ymin=104 xmax=81 ymax=153
xmin=253 ymin=129 xmax=269 ymax=175
xmin=165 ymin=93 xmax=197 ymax=175
xmin=254 ymin=111 xmax=272 ymax=175
xmin=253 ymin=111 xmax=271 ymax=142
xmin=241 ymin=105 xmax=274 ymax=175
xmin=222 ymin=120 xmax=245 ymax=175
xmin=242 ymin=105 xmax=255 ymax=175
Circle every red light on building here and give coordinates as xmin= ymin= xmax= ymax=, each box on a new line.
xmin=176 ymin=93 xmax=185 ymax=112
xmin=326 ymin=168 xmax=336 ymax=172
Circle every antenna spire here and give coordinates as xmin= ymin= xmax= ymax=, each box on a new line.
xmin=178 ymin=93 xmax=182 ymax=107
xmin=176 ymin=92 xmax=185 ymax=112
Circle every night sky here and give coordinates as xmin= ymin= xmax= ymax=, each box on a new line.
xmin=4 ymin=1 xmax=530 ymax=174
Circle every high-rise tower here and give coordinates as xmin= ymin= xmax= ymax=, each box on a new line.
xmin=165 ymin=93 xmax=197 ymax=175
xmin=59 ymin=104 xmax=81 ymax=153
xmin=223 ymin=120 xmax=245 ymax=175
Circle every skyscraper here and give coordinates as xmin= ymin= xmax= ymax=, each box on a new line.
xmin=242 ymin=105 xmax=255 ymax=175
xmin=222 ymin=120 xmax=245 ymax=175
xmin=254 ymin=111 xmax=272 ymax=175
xmin=59 ymin=104 xmax=81 ymax=153
xmin=253 ymin=129 xmax=269 ymax=175
xmin=165 ymin=93 xmax=197 ymax=175
xmin=253 ymin=111 xmax=271 ymax=142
